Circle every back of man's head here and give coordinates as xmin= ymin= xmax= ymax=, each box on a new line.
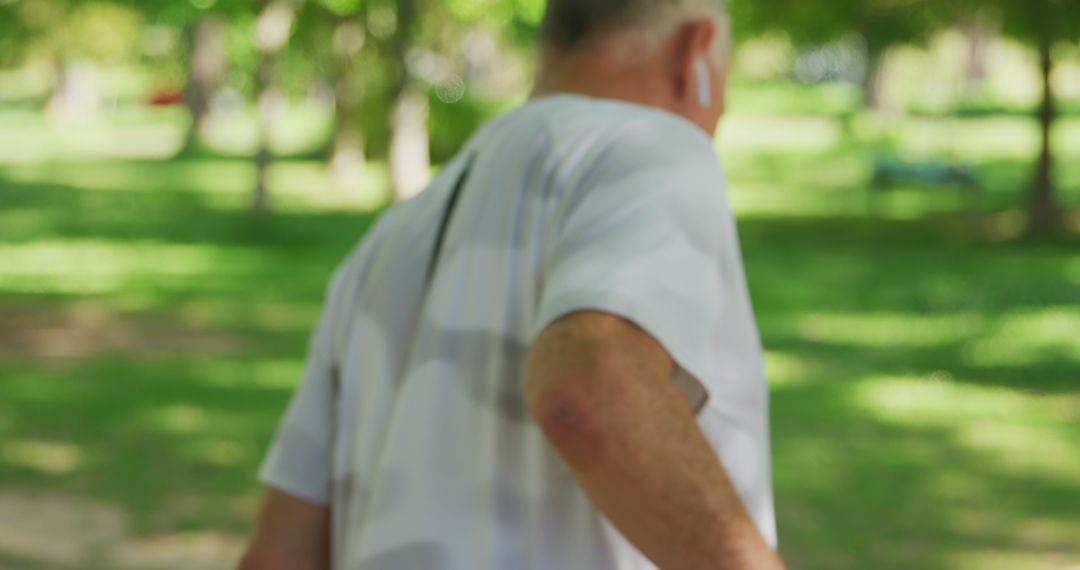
xmin=534 ymin=0 xmax=732 ymax=134
xmin=540 ymin=0 xmax=730 ymax=64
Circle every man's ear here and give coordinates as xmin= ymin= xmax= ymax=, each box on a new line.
xmin=671 ymin=19 xmax=716 ymax=107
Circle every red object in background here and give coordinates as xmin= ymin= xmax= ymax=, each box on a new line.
xmin=148 ymin=90 xmax=185 ymax=107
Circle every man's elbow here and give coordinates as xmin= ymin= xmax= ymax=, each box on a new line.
xmin=238 ymin=549 xmax=314 ymax=570
xmin=526 ymin=376 xmax=617 ymax=467
xmin=237 ymin=550 xmax=275 ymax=570
xmin=524 ymin=311 xmax=659 ymax=469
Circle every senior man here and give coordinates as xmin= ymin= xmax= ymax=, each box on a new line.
xmin=240 ymin=0 xmax=783 ymax=568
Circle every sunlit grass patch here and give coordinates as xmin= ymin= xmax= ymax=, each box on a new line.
xmin=0 ymin=157 xmax=257 ymax=210
xmin=0 ymin=103 xmax=332 ymax=165
xmin=144 ymin=404 xmax=210 ymax=436
xmin=900 ymin=116 xmax=1041 ymax=161
xmin=0 ymin=355 xmax=297 ymax=535
xmin=899 ymin=116 xmax=1080 ymax=162
xmin=955 ymin=420 xmax=1080 ymax=482
xmin=946 ymin=548 xmax=1080 ymax=570
xmin=725 ymin=180 xmax=870 ymax=219
xmin=720 ymin=115 xmax=845 ymax=155
xmin=0 ymin=158 xmax=390 ymax=213
xmin=851 ymin=375 xmax=1080 ymax=481
xmin=262 ymin=160 xmax=391 ymax=212
xmin=793 ymin=311 xmax=986 ymax=348
xmin=851 ymin=374 xmax=1074 ymax=425
xmin=728 ymin=80 xmax=862 ymax=117
xmin=197 ymin=103 xmax=333 ymax=157
xmin=1 ymin=439 xmax=84 ymax=477
xmin=0 ymin=240 xmax=260 ymax=296
xmin=179 ymin=358 xmax=306 ymax=391
xmin=178 ymin=437 xmax=254 ymax=469
xmin=763 ymin=350 xmax=821 ymax=388
xmin=0 ymin=490 xmax=132 ymax=568
xmin=962 ymin=308 xmax=1080 ymax=367
xmin=0 ymin=489 xmax=249 ymax=569
xmin=0 ymin=107 xmax=187 ymax=164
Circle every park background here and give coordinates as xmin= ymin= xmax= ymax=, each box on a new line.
xmin=0 ymin=0 xmax=1078 ymax=568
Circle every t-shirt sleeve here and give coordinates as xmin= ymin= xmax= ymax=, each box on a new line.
xmin=534 ymin=136 xmax=728 ymax=388
xmin=257 ymin=272 xmax=345 ymax=505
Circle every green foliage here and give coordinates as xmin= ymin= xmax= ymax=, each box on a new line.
xmin=63 ymin=3 xmax=142 ymax=62
xmin=317 ymin=0 xmax=364 ymax=17
xmin=222 ymin=11 xmax=260 ymax=97
xmin=428 ymin=92 xmax=508 ymax=162
xmin=735 ymin=0 xmax=1080 ymax=58
xmin=965 ymin=0 xmax=1080 ymax=46
xmin=512 ymin=0 xmax=545 ymax=25
xmin=437 ymin=0 xmax=542 ymax=26
xmin=129 ymin=0 xmax=254 ymax=28
xmin=0 ymin=1 xmax=143 ymax=66
xmin=731 ymin=0 xmax=945 ymax=53
xmin=0 ymin=3 xmax=33 ymax=68
xmin=443 ymin=0 xmax=509 ymax=22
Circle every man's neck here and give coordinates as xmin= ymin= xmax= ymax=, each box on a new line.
xmin=530 ymin=46 xmax=669 ymax=111
xmin=530 ymin=42 xmax=720 ymax=137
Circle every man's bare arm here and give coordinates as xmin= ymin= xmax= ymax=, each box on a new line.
xmin=524 ymin=311 xmax=785 ymax=570
xmin=238 ymin=487 xmax=331 ymax=570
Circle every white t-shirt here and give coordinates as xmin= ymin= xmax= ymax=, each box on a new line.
xmin=259 ymin=94 xmax=776 ymax=569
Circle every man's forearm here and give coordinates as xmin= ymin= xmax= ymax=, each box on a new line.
xmin=550 ymin=381 xmax=781 ymax=569
xmin=238 ymin=487 xmax=331 ymax=570
xmin=526 ymin=314 xmax=784 ymax=570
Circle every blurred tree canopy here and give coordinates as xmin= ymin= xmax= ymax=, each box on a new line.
xmin=735 ymin=0 xmax=1079 ymax=236
xmin=983 ymin=0 xmax=1078 ymax=235
xmin=0 ymin=0 xmax=1076 ymax=233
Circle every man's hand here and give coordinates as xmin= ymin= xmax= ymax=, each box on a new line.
xmin=238 ymin=487 xmax=331 ymax=570
xmin=525 ymin=311 xmax=785 ymax=570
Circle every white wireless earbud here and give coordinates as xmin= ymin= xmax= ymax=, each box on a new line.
xmin=694 ymin=59 xmax=712 ymax=109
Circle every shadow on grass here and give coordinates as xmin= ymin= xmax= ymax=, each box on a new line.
xmin=733 ymin=216 xmax=1079 ymax=567
xmin=0 ymin=356 xmax=300 ymax=532
xmin=1 ymin=157 xmax=1078 ymax=569
xmin=0 ymin=161 xmax=381 ymax=344
xmin=771 ymin=378 xmax=1078 ymax=570
xmin=0 ymin=159 xmax=375 ymax=554
xmin=0 ymin=159 xmax=379 ymax=248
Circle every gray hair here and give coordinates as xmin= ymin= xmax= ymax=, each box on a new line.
xmin=540 ymin=0 xmax=731 ymax=66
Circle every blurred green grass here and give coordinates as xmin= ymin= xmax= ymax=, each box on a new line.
xmin=0 ymin=93 xmax=1078 ymax=569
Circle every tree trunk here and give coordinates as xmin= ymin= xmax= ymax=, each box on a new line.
xmin=331 ymin=111 xmax=367 ymax=193
xmin=388 ymin=0 xmax=431 ymax=202
xmin=252 ymin=53 xmax=276 ymax=216
xmin=389 ymin=86 xmax=430 ymax=202
xmin=249 ymin=0 xmax=298 ymax=216
xmin=1027 ymin=29 xmax=1058 ymax=237
xmin=330 ymin=19 xmax=367 ymax=192
xmin=860 ymin=48 xmax=881 ymax=110
xmin=183 ymin=15 xmax=227 ymax=153
xmin=964 ymin=13 xmax=990 ymax=96
xmin=46 ymin=57 xmax=100 ymax=122
xmin=861 ymin=47 xmax=895 ymax=120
